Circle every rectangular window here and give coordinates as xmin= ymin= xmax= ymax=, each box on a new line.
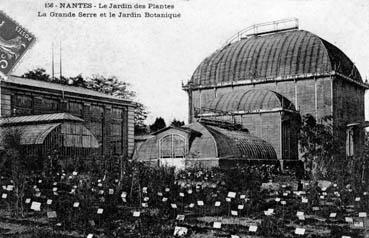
xmin=14 ymin=94 xmax=33 ymax=115
xmin=112 ymin=108 xmax=123 ymax=119
xmin=90 ymin=105 xmax=104 ymax=120
xmin=42 ymin=98 xmax=59 ymax=113
xmin=68 ymin=102 xmax=83 ymax=117
xmin=1 ymin=94 xmax=11 ymax=117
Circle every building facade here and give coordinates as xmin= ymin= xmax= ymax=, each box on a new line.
xmin=0 ymin=76 xmax=136 ymax=161
xmin=183 ymin=26 xmax=368 ymax=162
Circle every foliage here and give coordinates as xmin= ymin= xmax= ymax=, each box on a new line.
xmin=298 ymin=114 xmax=344 ymax=180
xmin=149 ymin=117 xmax=166 ymax=132
xmin=22 ymin=68 xmax=50 ymax=82
xmin=0 ymin=128 xmax=30 ymax=217
xmin=170 ymin=119 xmax=185 ymax=127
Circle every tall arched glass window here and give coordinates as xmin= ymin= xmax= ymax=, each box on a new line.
xmin=159 ymin=134 xmax=186 ymax=158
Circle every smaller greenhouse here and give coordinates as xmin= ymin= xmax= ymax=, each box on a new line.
xmin=134 ymin=120 xmax=277 ymax=169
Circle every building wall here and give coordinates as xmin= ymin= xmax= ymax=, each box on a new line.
xmin=189 ymin=76 xmax=367 ymax=159
xmin=190 ymin=77 xmax=335 ymax=160
xmin=333 ymin=76 xmax=366 ymax=153
xmin=191 ymin=77 xmax=333 ymax=122
xmin=0 ymin=83 xmax=135 ymax=158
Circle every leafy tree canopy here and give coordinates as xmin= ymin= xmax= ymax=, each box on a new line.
xmin=170 ymin=119 xmax=185 ymax=127
xmin=150 ymin=117 xmax=166 ymax=132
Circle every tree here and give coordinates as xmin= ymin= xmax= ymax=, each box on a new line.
xmin=134 ymin=103 xmax=149 ymax=135
xmin=298 ymin=114 xmax=344 ymax=181
xmin=0 ymin=128 xmax=28 ymax=217
xmin=22 ymin=68 xmax=50 ymax=82
xmin=150 ymin=117 xmax=166 ymax=132
xmin=170 ymin=119 xmax=184 ymax=127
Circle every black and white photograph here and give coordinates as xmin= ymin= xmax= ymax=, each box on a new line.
xmin=0 ymin=0 xmax=369 ymax=237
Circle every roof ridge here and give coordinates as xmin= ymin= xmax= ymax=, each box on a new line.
xmin=5 ymin=76 xmax=133 ymax=102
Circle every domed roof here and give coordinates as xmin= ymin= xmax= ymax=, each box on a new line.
xmin=205 ymin=89 xmax=295 ymax=113
xmin=190 ymin=30 xmax=361 ymax=86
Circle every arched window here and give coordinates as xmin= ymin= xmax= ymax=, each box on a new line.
xmin=159 ymin=134 xmax=186 ymax=158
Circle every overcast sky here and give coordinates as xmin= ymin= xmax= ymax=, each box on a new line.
xmin=2 ymin=0 xmax=369 ymax=124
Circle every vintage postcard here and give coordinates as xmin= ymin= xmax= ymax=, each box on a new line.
xmin=0 ymin=0 xmax=369 ymax=237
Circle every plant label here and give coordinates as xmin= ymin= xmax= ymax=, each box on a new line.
xmin=176 ymin=214 xmax=185 ymax=221
xmin=297 ymin=211 xmax=304 ymax=216
xmin=249 ymin=225 xmax=257 ymax=232
xmin=231 ymin=210 xmax=238 ymax=216
xmin=47 ymin=211 xmax=57 ymax=218
xmin=329 ymin=213 xmax=337 ymax=218
xmin=228 ymin=191 xmax=236 ymax=198
xmin=354 ymin=221 xmax=364 ymax=227
xmin=173 ymin=226 xmax=188 ymax=236
xmin=213 ymin=222 xmax=221 ymax=229
xmin=295 ymin=228 xmax=305 ymax=235
xmin=97 ymin=208 xmax=103 ymax=214
xmin=73 ymin=202 xmax=79 ymax=208
xmin=359 ymin=212 xmax=367 ymax=218
xmin=47 ymin=199 xmax=52 ymax=205
xmin=133 ymin=211 xmax=140 ymax=217
xmin=31 ymin=201 xmax=41 ymax=211
xmin=215 ymin=201 xmax=221 ymax=207
xmin=238 ymin=205 xmax=244 ymax=210
xmin=171 ymin=203 xmax=177 ymax=209
xmin=197 ymin=200 xmax=204 ymax=206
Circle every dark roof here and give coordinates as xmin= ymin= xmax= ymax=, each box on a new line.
xmin=4 ymin=76 xmax=132 ymax=103
xmin=201 ymin=124 xmax=277 ymax=160
xmin=190 ymin=30 xmax=362 ymax=86
xmin=0 ymin=113 xmax=83 ymax=126
xmin=203 ymin=89 xmax=295 ymax=114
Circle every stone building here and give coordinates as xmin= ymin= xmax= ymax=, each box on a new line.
xmin=183 ymin=21 xmax=368 ymax=162
xmin=0 ymin=76 xmax=136 ymax=168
